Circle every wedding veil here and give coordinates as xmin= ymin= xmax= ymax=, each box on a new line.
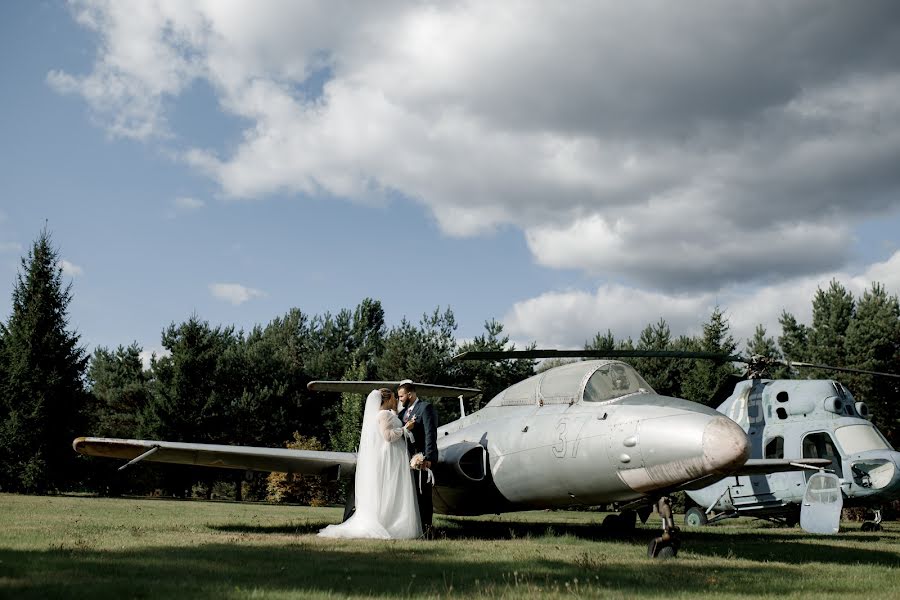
xmin=351 ymin=389 xmax=385 ymax=523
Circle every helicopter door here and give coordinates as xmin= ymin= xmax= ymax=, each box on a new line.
xmin=802 ymin=432 xmax=844 ymax=481
xmin=799 ymin=472 xmax=842 ymax=534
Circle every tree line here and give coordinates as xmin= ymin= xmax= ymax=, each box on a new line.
xmin=1 ymin=231 xmax=897 ymax=500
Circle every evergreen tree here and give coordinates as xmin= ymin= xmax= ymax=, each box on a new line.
xmin=455 ymin=319 xmax=535 ymax=412
xmin=86 ymin=343 xmax=149 ymax=438
xmin=142 ymin=316 xmax=241 ymax=495
xmin=305 ymin=310 xmax=354 ymax=382
xmin=585 ymin=329 xmax=617 ymax=352
xmin=330 ymin=361 xmax=367 ymax=453
xmin=808 ymin=280 xmax=855 ymax=377
xmin=845 ymin=283 xmax=900 ymax=444
xmin=631 ymin=319 xmax=681 ymax=396
xmin=350 ymin=298 xmax=385 ymax=379
xmin=777 ymin=310 xmax=810 ymax=374
xmin=378 ymin=307 xmax=458 ymax=384
xmin=681 ymin=307 xmax=739 ymax=406
xmin=0 ymin=229 xmax=88 ymax=492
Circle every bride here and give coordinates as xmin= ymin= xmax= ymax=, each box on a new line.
xmin=318 ymin=388 xmax=422 ymax=539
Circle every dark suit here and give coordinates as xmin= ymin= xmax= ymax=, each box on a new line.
xmin=399 ymin=399 xmax=438 ymax=532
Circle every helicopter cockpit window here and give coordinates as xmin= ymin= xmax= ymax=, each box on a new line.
xmin=802 ymin=432 xmax=843 ymax=479
xmin=835 ymin=425 xmax=893 ymax=455
xmin=583 ymin=364 xmax=651 ymax=403
xmin=765 ymin=437 xmax=784 ymax=459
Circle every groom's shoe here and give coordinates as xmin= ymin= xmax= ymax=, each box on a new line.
xmin=422 ymin=525 xmax=435 ymax=540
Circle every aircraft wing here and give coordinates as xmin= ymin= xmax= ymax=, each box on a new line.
xmin=73 ymin=437 xmax=356 ymax=477
xmin=732 ymin=458 xmax=832 ymax=476
xmin=307 ymin=380 xmax=481 ymax=399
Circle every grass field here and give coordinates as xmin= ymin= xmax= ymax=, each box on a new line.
xmin=1 ymin=494 xmax=899 ymax=599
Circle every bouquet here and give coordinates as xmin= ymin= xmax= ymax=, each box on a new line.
xmin=410 ymin=452 xmax=435 ymax=492
xmin=410 ymin=453 xmax=426 ymax=470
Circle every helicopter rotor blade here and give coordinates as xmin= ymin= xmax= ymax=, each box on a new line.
xmin=453 ymin=349 xmax=741 ymax=362
xmin=454 ymin=350 xmax=900 ymax=380
xmin=774 ymin=360 xmax=900 ymax=379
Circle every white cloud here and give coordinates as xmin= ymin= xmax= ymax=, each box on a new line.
xmin=503 ymin=250 xmax=900 ymax=351
xmin=139 ymin=346 xmax=171 ymax=370
xmin=0 ymin=242 xmax=23 ymax=254
xmin=52 ymin=1 xmax=900 ymax=290
xmin=209 ymin=282 xmax=266 ymax=306
xmin=60 ymin=259 xmax=84 ymax=277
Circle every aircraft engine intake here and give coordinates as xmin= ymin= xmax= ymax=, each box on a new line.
xmin=434 ymin=441 xmax=487 ymax=486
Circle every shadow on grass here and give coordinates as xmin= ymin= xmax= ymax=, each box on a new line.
xmin=212 ymin=522 xmax=327 ymax=535
xmin=207 ymin=515 xmax=900 ymax=568
xmin=0 ymin=540 xmax=883 ymax=599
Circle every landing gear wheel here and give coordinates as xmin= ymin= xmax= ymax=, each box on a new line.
xmin=684 ymin=507 xmax=708 ymax=527
xmin=649 ymin=496 xmax=681 ymax=559
xmin=862 ymin=509 xmax=883 ymax=532
xmin=648 ymin=538 xmax=679 ymax=559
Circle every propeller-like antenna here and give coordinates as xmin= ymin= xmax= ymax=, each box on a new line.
xmin=453 ymin=350 xmax=900 ymax=380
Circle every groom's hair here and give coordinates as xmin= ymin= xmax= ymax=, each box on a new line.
xmin=398 ymin=382 xmax=417 ymax=394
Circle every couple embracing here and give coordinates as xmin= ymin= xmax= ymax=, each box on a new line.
xmin=318 ymin=382 xmax=438 ymax=540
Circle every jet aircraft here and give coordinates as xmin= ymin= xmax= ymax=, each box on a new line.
xmin=73 ymin=356 xmax=828 ymax=558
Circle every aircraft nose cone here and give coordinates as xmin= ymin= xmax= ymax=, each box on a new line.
xmin=701 ymin=416 xmax=750 ymax=474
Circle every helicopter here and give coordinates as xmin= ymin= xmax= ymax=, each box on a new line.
xmin=74 ymin=355 xmax=829 ymax=558
xmin=680 ymin=355 xmax=900 ymax=532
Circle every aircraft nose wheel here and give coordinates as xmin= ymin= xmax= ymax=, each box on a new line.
xmin=648 ymin=496 xmax=680 ymax=559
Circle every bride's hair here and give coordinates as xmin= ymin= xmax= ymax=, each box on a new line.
xmin=379 ymin=388 xmax=394 ymax=407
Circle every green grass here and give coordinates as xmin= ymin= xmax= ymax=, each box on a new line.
xmin=1 ymin=494 xmax=899 ymax=599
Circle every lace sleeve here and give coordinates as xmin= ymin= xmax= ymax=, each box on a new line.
xmin=378 ymin=411 xmax=405 ymax=443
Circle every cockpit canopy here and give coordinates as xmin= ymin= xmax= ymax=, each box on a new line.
xmin=583 ymin=362 xmax=651 ymax=402
xmin=488 ymin=360 xmax=654 ymax=407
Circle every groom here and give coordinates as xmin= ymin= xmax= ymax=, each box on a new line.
xmin=397 ymin=381 xmax=438 ymax=537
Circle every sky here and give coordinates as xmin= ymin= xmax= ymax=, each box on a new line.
xmin=2 ymin=1 xmax=900 ymax=367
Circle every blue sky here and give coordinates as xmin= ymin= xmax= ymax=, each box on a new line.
xmin=2 ymin=1 xmax=900 ymax=363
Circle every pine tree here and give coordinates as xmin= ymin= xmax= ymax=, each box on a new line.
xmin=585 ymin=329 xmax=617 ymax=352
xmin=350 ymin=298 xmax=385 ymax=379
xmin=86 ymin=343 xmax=149 ymax=438
xmin=845 ymin=283 xmax=900 ymax=444
xmin=331 ymin=361 xmax=368 ymax=453
xmin=456 ymin=319 xmax=534 ymax=411
xmin=0 ymin=229 xmax=88 ymax=492
xmin=777 ymin=310 xmax=810 ymax=375
xmin=808 ymin=280 xmax=855 ymax=377
xmin=141 ymin=315 xmax=241 ymax=496
xmin=681 ymin=307 xmax=739 ymax=406
xmin=631 ymin=319 xmax=680 ymax=396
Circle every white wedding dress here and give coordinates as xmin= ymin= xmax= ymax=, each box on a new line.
xmin=318 ymin=390 xmax=422 ymax=539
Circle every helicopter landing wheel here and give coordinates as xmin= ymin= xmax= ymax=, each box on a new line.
xmin=684 ymin=506 xmax=708 ymax=527
xmin=862 ymin=508 xmax=883 ymax=532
